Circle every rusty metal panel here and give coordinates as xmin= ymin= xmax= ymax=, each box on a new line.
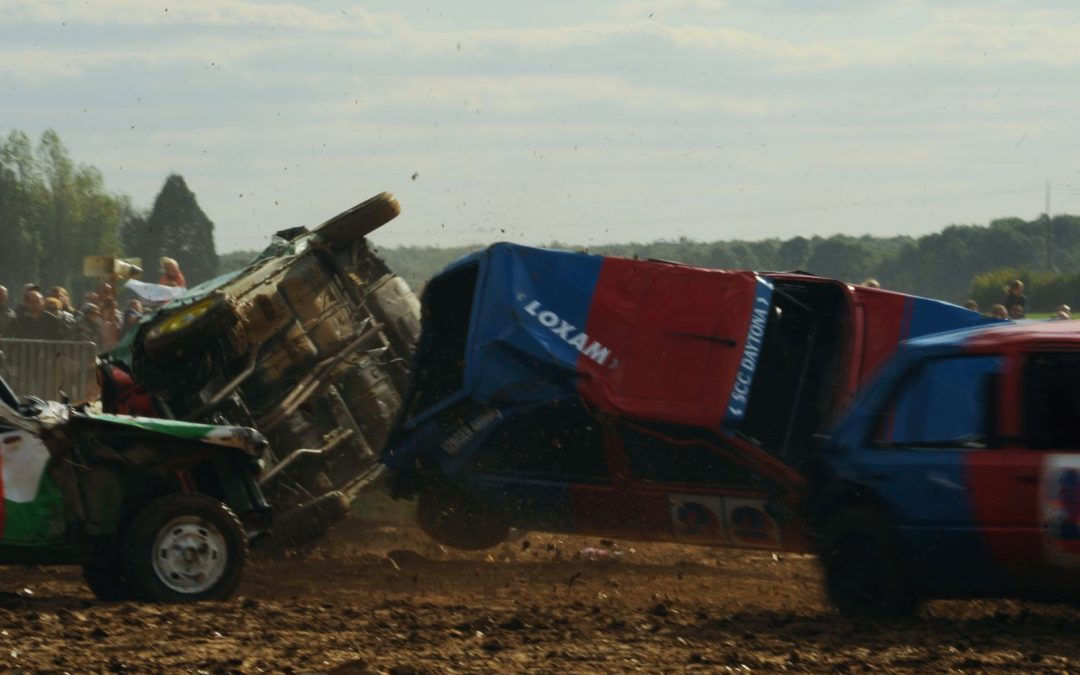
xmin=0 ymin=339 xmax=99 ymax=402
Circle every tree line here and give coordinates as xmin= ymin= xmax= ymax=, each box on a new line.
xmin=368 ymin=216 xmax=1080 ymax=309
xmin=220 ymin=220 xmax=1080 ymax=309
xmin=5 ymin=128 xmax=1078 ymax=309
xmin=0 ymin=129 xmax=217 ymax=296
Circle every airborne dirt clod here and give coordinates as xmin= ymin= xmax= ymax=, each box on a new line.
xmin=0 ymin=522 xmax=1076 ymax=672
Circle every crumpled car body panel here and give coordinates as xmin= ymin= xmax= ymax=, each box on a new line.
xmin=383 ymin=243 xmax=1002 ymax=552
xmin=0 ymin=376 xmax=267 ymax=554
xmin=387 ymin=243 xmax=999 ymax=474
xmin=99 ymin=193 xmax=420 ymax=542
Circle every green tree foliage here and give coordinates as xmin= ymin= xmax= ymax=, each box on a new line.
xmin=0 ymin=130 xmax=125 ymax=293
xmin=0 ymin=132 xmax=44 ymax=290
xmin=777 ymin=236 xmax=811 ymax=271
xmin=124 ymin=174 xmax=219 ymax=285
xmin=368 ymin=215 xmax=1080 ymax=305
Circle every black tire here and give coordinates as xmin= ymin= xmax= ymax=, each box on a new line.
xmin=821 ymin=505 xmax=918 ymax=619
xmin=122 ymin=493 xmax=247 ymax=603
xmin=416 ymin=488 xmax=509 ymax=551
xmin=82 ymin=562 xmax=131 ymax=601
xmin=316 ymin=192 xmax=401 ymax=245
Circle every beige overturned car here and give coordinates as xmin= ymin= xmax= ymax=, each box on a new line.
xmin=97 ymin=193 xmax=420 ymax=544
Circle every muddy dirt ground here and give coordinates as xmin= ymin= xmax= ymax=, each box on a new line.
xmin=0 ymin=521 xmax=1078 ymax=673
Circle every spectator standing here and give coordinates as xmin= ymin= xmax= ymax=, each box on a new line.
xmin=989 ymin=304 xmax=1009 ymax=320
xmin=159 ymin=257 xmax=187 ymax=289
xmin=43 ymin=297 xmax=61 ymax=318
xmin=12 ymin=289 xmax=67 ymax=340
xmin=46 ymin=287 xmax=76 ymax=322
xmin=15 ymin=283 xmax=40 ymax=318
xmin=97 ymin=295 xmax=122 ymax=349
xmin=0 ymin=285 xmax=14 ymax=336
xmin=76 ymin=292 xmax=100 ymax=322
xmin=963 ymin=299 xmax=979 ymax=312
xmin=44 ymin=295 xmax=76 ymax=336
xmin=76 ymin=303 xmax=101 ymax=342
xmin=1004 ymin=279 xmax=1027 ymax=319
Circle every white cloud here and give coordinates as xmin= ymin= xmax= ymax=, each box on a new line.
xmin=0 ymin=1 xmax=397 ymax=31
xmin=0 ymin=36 xmax=273 ymax=81
xmin=323 ymin=74 xmax=793 ymax=117
xmin=6 ymin=0 xmax=1080 ymax=251
xmin=616 ymin=0 xmax=729 ymax=17
xmin=7 ymin=2 xmax=1080 ymax=80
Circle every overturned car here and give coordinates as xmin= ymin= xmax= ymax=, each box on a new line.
xmin=98 ymin=193 xmax=420 ymax=543
xmin=383 ymin=243 xmax=1000 ymax=551
xmin=0 ymin=373 xmax=267 ymax=601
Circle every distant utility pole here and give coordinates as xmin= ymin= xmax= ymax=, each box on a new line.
xmin=1045 ymin=179 xmax=1054 ymax=272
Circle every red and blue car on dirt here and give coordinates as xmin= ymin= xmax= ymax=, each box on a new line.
xmin=383 ymin=243 xmax=997 ymax=562
xmin=810 ymin=319 xmax=1080 ymax=616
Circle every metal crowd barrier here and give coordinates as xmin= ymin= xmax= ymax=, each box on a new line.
xmin=0 ymin=339 xmax=99 ymax=403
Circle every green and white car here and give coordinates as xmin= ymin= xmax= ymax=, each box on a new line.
xmin=0 ymin=373 xmax=269 ymax=602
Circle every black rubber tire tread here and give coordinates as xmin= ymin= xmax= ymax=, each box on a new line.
xmin=317 ymin=192 xmax=401 ymax=245
xmin=416 ymin=488 xmax=510 ymax=551
xmin=821 ymin=505 xmax=918 ymax=619
xmin=81 ymin=562 xmax=131 ymax=601
xmin=121 ymin=493 xmax=247 ymax=603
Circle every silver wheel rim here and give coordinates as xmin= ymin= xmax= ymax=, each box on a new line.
xmin=151 ymin=515 xmax=228 ymax=594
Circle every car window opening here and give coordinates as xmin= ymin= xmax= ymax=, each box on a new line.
xmin=874 ymin=354 xmax=1003 ymax=449
xmin=735 ymin=281 xmax=848 ymax=464
xmin=406 ymin=263 xmax=478 ymax=417
xmin=1023 ymin=352 xmax=1080 ymax=450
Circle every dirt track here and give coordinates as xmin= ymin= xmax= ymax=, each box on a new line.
xmin=0 ymin=522 xmax=1077 ymax=673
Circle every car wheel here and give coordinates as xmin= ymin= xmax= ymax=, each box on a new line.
xmin=81 ymin=562 xmax=131 ymax=601
xmin=122 ymin=493 xmax=247 ymax=603
xmin=317 ymin=192 xmax=401 ymax=245
xmin=821 ymin=505 xmax=918 ymax=619
xmin=416 ymin=488 xmax=510 ymax=551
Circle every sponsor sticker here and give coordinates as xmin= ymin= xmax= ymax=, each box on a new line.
xmin=723 ymin=497 xmax=780 ymax=548
xmin=441 ymin=408 xmax=503 ymax=456
xmin=1042 ymin=455 xmax=1080 ymax=565
xmin=521 ymin=297 xmax=615 ymax=367
xmin=669 ymin=495 xmax=725 ymax=539
xmin=668 ymin=494 xmax=780 ymax=548
xmin=724 ymin=277 xmax=774 ymax=424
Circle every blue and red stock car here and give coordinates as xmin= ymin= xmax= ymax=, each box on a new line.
xmin=382 ymin=243 xmax=996 ymax=559
xmin=810 ymin=320 xmax=1080 ymax=616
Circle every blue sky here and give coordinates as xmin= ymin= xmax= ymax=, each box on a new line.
xmin=3 ymin=0 xmax=1079 ymax=252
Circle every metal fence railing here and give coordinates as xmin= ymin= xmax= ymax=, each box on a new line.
xmin=0 ymin=339 xmax=99 ymax=403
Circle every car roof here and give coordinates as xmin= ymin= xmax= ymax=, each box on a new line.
xmin=906 ymin=319 xmax=1080 ymax=352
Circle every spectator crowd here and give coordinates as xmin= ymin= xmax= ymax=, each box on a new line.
xmin=966 ymin=279 xmax=1070 ymax=321
xmin=0 ymin=257 xmax=187 ymax=350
